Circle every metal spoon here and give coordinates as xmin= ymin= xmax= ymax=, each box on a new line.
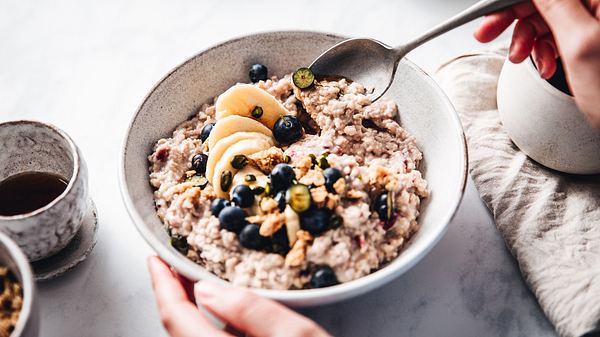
xmin=310 ymin=0 xmax=527 ymax=101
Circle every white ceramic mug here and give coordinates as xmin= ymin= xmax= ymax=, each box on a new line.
xmin=0 ymin=120 xmax=89 ymax=261
xmin=497 ymin=57 xmax=600 ymax=175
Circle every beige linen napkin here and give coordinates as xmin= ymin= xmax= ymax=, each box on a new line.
xmin=435 ymin=48 xmax=600 ymax=337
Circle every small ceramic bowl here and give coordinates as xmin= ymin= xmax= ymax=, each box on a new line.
xmin=120 ymin=31 xmax=468 ymax=306
xmin=0 ymin=231 xmax=39 ymax=337
xmin=0 ymin=120 xmax=89 ymax=261
xmin=497 ymin=57 xmax=600 ymax=174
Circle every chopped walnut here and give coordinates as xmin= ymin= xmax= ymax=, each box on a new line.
xmin=333 ymin=178 xmax=346 ymax=194
xmin=201 ymin=185 xmax=216 ymax=199
xmin=246 ymin=215 xmax=266 ymax=224
xmin=296 ymin=230 xmax=313 ymax=241
xmin=285 ymin=240 xmax=306 ymax=267
xmin=185 ymin=170 xmax=197 ymax=177
xmin=369 ymin=165 xmax=398 ymax=191
xmin=299 ymin=169 xmax=325 ymax=187
xmin=285 ymin=230 xmax=313 ymax=267
xmin=260 ymin=198 xmax=279 ymax=214
xmin=259 ymin=212 xmax=285 ymax=236
xmin=310 ymin=185 xmax=328 ymax=204
xmin=345 ymin=189 xmax=364 ymax=200
xmin=325 ymin=193 xmax=340 ymax=209
xmin=249 ymin=146 xmax=286 ymax=173
xmin=294 ymin=156 xmax=313 ymax=179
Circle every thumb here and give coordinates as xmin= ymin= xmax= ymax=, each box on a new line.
xmin=532 ymin=0 xmax=595 ymax=38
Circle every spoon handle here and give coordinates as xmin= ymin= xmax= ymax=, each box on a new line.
xmin=395 ymin=0 xmax=528 ymax=57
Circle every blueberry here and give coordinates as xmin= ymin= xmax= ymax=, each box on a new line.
xmin=200 ymin=123 xmax=215 ymax=142
xmin=273 ymin=116 xmax=303 ymax=145
xmin=218 ymin=206 xmax=246 ymax=233
xmin=323 ymin=167 xmax=342 ymax=193
xmin=270 ymin=164 xmax=295 ymax=192
xmin=191 ymin=153 xmax=208 ymax=174
xmin=249 ymin=64 xmax=268 ymax=83
xmin=309 ymin=265 xmax=339 ymax=288
xmin=231 ymin=185 xmax=255 ymax=208
xmin=239 ymin=224 xmax=269 ymax=250
xmin=210 ymin=198 xmax=230 ymax=216
xmin=373 ymin=192 xmax=392 ymax=221
xmin=271 ymin=226 xmax=290 ymax=255
xmin=274 ymin=191 xmax=287 ymax=212
xmin=300 ymin=207 xmax=332 ymax=235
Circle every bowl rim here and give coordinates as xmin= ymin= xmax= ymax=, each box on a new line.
xmin=0 ymin=119 xmax=81 ymax=220
xmin=0 ymin=230 xmax=36 ymax=336
xmin=524 ymin=56 xmax=576 ymax=103
xmin=119 ymin=30 xmax=468 ymax=303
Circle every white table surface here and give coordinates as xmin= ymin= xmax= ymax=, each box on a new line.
xmin=0 ymin=0 xmax=558 ymax=336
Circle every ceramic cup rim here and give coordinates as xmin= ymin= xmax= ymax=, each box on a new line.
xmin=0 ymin=231 xmax=36 ymax=336
xmin=524 ymin=56 xmax=576 ymax=103
xmin=0 ymin=120 xmax=81 ymax=220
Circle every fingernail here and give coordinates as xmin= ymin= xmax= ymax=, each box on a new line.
xmin=536 ymin=58 xmax=546 ymax=78
xmin=194 ymin=281 xmax=221 ymax=299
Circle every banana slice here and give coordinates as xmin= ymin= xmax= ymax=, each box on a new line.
xmin=230 ymin=166 xmax=269 ymax=193
xmin=284 ymin=205 xmax=300 ymax=246
xmin=212 ymin=138 xmax=272 ymax=198
xmin=206 ymin=132 xmax=273 ymax=185
xmin=215 ymin=84 xmax=290 ymax=129
xmin=207 ymin=115 xmax=273 ymax=150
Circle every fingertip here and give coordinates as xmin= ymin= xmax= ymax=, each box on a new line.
xmin=147 ymin=256 xmax=159 ymax=273
xmin=194 ymin=281 xmax=222 ymax=303
xmin=473 ymin=29 xmax=485 ymax=43
xmin=541 ymin=56 xmax=557 ymax=79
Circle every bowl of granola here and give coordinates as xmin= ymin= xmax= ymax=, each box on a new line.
xmin=120 ymin=31 xmax=467 ymax=306
xmin=0 ymin=231 xmax=38 ymax=337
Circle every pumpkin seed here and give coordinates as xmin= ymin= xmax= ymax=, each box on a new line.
xmin=251 ymin=106 xmax=263 ymax=118
xmin=186 ymin=175 xmax=208 ymax=189
xmin=220 ymin=171 xmax=232 ymax=191
xmin=286 ymin=184 xmax=311 ymax=213
xmin=231 ymin=155 xmax=248 ymax=169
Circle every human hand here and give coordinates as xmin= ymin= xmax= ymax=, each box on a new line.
xmin=147 ymin=256 xmax=331 ymax=337
xmin=474 ymin=0 xmax=600 ymax=129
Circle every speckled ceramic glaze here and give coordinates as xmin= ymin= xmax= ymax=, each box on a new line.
xmin=0 ymin=121 xmax=89 ymax=261
xmin=498 ymin=57 xmax=600 ymax=174
xmin=0 ymin=230 xmax=38 ymax=337
xmin=120 ymin=31 xmax=468 ymax=306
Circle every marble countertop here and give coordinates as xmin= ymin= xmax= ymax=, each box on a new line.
xmin=0 ymin=0 xmax=557 ymax=336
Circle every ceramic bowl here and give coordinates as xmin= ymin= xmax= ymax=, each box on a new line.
xmin=497 ymin=57 xmax=600 ymax=174
xmin=0 ymin=231 xmax=39 ymax=337
xmin=0 ymin=120 xmax=89 ymax=261
xmin=120 ymin=31 xmax=467 ymax=306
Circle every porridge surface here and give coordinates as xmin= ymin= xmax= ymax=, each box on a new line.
xmin=149 ymin=74 xmax=428 ymax=290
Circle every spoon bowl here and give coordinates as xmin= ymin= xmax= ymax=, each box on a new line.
xmin=310 ymin=38 xmax=398 ymax=100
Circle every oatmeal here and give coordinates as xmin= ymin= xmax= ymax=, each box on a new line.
xmin=0 ymin=267 xmax=22 ymax=337
xmin=149 ymin=65 xmax=428 ymax=290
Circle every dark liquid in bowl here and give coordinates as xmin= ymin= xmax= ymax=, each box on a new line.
xmin=0 ymin=172 xmax=68 ymax=216
xmin=547 ymin=58 xmax=572 ymax=96
xmin=533 ymin=57 xmax=573 ymax=96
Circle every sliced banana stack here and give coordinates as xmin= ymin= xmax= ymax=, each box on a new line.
xmin=207 ymin=84 xmax=294 ymax=199
xmin=211 ymin=138 xmax=273 ymax=198
xmin=215 ymin=84 xmax=289 ymax=129
xmin=207 ymin=115 xmax=273 ymax=150
xmin=206 ymin=132 xmax=273 ymax=186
